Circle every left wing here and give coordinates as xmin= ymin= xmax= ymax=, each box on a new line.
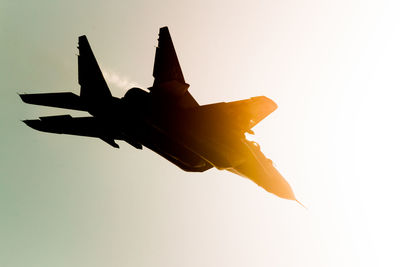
xmin=23 ymin=115 xmax=123 ymax=148
xmin=150 ymin=27 xmax=199 ymax=108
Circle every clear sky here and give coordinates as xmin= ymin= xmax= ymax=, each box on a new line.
xmin=1 ymin=0 xmax=400 ymax=266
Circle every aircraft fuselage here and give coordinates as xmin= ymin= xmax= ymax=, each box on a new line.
xmin=21 ymin=27 xmax=298 ymax=201
xmin=88 ymin=87 xmax=295 ymax=200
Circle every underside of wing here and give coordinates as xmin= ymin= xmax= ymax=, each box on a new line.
xmin=150 ymin=27 xmax=198 ymax=108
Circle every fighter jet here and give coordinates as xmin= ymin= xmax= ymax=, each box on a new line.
xmin=20 ymin=27 xmax=298 ymax=202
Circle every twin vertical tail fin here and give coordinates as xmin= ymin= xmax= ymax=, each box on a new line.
xmin=20 ymin=36 xmax=112 ymax=114
xmin=78 ymin=35 xmax=113 ymax=115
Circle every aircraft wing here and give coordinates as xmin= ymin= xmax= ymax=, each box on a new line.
xmin=196 ymin=96 xmax=278 ymax=132
xmin=151 ymin=27 xmax=199 ymax=108
xmin=225 ymin=96 xmax=278 ymax=130
xmin=23 ymin=115 xmax=122 ymax=148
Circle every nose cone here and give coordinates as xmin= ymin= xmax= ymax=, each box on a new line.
xmin=256 ymin=156 xmax=296 ymax=200
xmin=231 ymin=140 xmax=296 ymax=200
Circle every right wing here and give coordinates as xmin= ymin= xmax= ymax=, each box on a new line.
xmin=223 ymin=96 xmax=278 ymax=130
xmin=196 ymin=96 xmax=278 ymax=133
xmin=23 ymin=115 xmax=124 ymax=148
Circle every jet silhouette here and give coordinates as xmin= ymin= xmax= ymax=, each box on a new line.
xmin=21 ymin=27 xmax=298 ymax=201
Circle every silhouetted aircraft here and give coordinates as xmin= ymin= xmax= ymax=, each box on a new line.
xmin=21 ymin=27 xmax=299 ymax=202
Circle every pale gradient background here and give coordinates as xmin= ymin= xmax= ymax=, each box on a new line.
xmin=1 ymin=0 xmax=400 ymax=266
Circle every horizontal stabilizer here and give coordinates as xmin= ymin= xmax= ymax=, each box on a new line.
xmin=23 ymin=115 xmax=123 ymax=148
xmin=19 ymin=92 xmax=86 ymax=111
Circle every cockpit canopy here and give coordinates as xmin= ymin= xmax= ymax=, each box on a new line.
xmin=123 ymin=87 xmax=148 ymax=100
xmin=122 ymin=88 xmax=150 ymax=110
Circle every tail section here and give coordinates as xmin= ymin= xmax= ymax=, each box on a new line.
xmin=19 ymin=92 xmax=86 ymax=111
xmin=78 ymin=35 xmax=113 ymax=115
xmin=20 ymin=36 xmax=114 ymax=115
xmin=21 ymin=36 xmax=121 ymax=149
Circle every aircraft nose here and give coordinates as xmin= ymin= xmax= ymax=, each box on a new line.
xmin=256 ymin=156 xmax=296 ymax=200
xmin=234 ymin=140 xmax=297 ymax=201
xmin=264 ymin=167 xmax=296 ymax=200
xmin=232 ymin=157 xmax=296 ymax=200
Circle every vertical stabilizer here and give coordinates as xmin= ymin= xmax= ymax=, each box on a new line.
xmin=78 ymin=35 xmax=112 ymax=114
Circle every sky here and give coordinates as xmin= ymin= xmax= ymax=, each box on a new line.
xmin=1 ymin=0 xmax=400 ymax=266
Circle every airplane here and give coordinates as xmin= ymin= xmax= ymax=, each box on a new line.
xmin=20 ymin=27 xmax=299 ymax=202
